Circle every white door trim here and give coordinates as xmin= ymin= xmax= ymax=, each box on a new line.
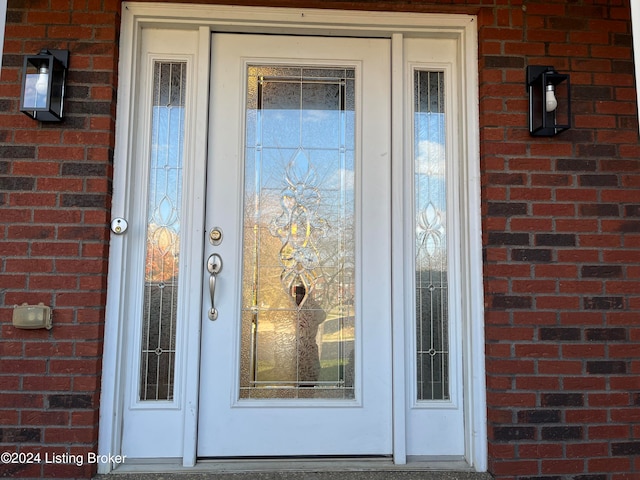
xmin=99 ymin=2 xmax=484 ymax=473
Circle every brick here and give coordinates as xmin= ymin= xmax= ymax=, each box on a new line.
xmin=37 ymin=146 xmax=85 ymax=160
xmin=536 ymin=295 xmax=580 ymax=310
xmin=517 ymin=410 xmax=561 ymax=424
xmin=516 ymin=376 xmax=561 ymax=392
xmin=584 ymin=297 xmax=624 ymax=310
xmin=490 ymin=459 xmax=539 ymax=476
xmin=0 ymin=176 xmax=36 ymax=190
xmin=585 ymin=328 xmax=626 ymax=341
xmin=512 ymin=249 xmax=551 ymax=262
xmin=512 ymin=280 xmax=556 ymax=294
xmin=48 ymin=394 xmax=93 ymax=409
xmin=562 ymin=344 xmax=605 ymax=358
xmin=492 ymin=295 xmax=533 ymax=309
xmin=493 ymin=426 xmax=536 ymax=442
xmin=0 ymin=427 xmax=41 ymax=442
xmin=541 ymin=459 xmax=586 ymax=475
xmin=581 ymin=265 xmax=623 ymax=278
xmin=13 ymin=159 xmax=60 ymax=177
xmin=611 ymin=442 xmax=640 ymax=455
xmin=611 ymin=408 xmax=640 ymax=423
xmin=590 ymin=457 xmax=632 ymax=473
xmin=0 ymin=146 xmax=36 ymax=158
xmin=558 ymin=280 xmax=602 ymax=294
xmin=7 ymin=225 xmax=54 ymax=239
xmin=586 ymin=361 xmax=627 ymax=374
xmin=21 ymin=410 xmax=69 ymax=426
xmin=22 ymin=376 xmax=72 ymax=392
xmin=487 ymin=202 xmax=527 ymax=216
xmin=488 ymin=233 xmax=530 ymax=246
xmin=538 ymin=360 xmax=583 ymax=375
xmin=564 ymin=377 xmax=607 ymax=391
xmin=539 ymin=328 xmax=581 ymax=341
xmin=487 ymin=173 xmax=525 ymax=185
xmin=43 ymin=427 xmax=96 ymax=444
xmin=510 ymin=218 xmax=552 ymax=232
xmin=579 ymin=234 xmax=621 ymax=248
xmin=541 ymin=393 xmax=584 ymax=407
xmin=625 ymin=204 xmax=640 ymax=216
xmin=618 ymin=221 xmax=640 ymax=233
xmin=580 ymin=204 xmax=620 ymax=217
xmin=533 ymin=203 xmax=575 ymax=216
xmin=541 ymin=426 xmax=583 ymax=441
xmin=60 ymin=194 xmax=108 ymax=208
xmin=0 ymin=359 xmax=47 ymax=375
xmin=519 ymin=443 xmax=563 ymax=459
xmin=556 ymin=158 xmax=597 ymax=171
xmin=580 ymin=175 xmax=619 ymax=187
xmin=531 ymin=174 xmax=570 ymax=186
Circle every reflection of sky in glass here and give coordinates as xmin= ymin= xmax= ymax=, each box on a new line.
xmin=414 ymin=70 xmax=447 ymax=268
xmin=150 ymin=105 xmax=184 ymax=233
xmin=245 ymin=68 xmax=356 ymax=253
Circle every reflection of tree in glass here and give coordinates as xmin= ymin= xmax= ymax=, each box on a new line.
xmin=293 ymin=284 xmax=326 ymax=383
xmin=145 ymin=223 xmax=180 ymax=283
xmin=139 ymin=223 xmax=180 ymax=400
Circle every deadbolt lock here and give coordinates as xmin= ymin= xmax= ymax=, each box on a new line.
xmin=209 ymin=227 xmax=223 ymax=245
xmin=111 ymin=218 xmax=128 ymax=235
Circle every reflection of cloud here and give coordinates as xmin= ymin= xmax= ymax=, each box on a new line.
xmin=304 ymin=110 xmax=330 ymax=122
xmin=326 ymin=168 xmax=355 ymax=191
xmin=415 ymin=140 xmax=445 ymax=176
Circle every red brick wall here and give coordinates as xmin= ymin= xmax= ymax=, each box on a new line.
xmin=0 ymin=0 xmax=639 ymax=479
xmin=480 ymin=1 xmax=640 ymax=479
xmin=0 ymin=0 xmax=119 ymax=477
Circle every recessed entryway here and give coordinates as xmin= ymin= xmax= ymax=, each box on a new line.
xmin=99 ymin=3 xmax=484 ymax=473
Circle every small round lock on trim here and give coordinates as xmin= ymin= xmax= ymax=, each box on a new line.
xmin=111 ymin=218 xmax=128 ymax=235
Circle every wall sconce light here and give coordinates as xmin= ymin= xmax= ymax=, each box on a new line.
xmin=20 ymin=49 xmax=69 ymax=122
xmin=526 ymin=65 xmax=571 ymax=136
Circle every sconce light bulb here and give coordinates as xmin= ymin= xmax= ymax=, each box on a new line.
xmin=35 ymin=65 xmax=50 ymax=96
xmin=545 ymin=84 xmax=558 ymax=113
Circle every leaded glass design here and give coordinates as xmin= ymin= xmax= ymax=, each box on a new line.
xmin=139 ymin=62 xmax=186 ymax=401
xmin=240 ymin=66 xmax=356 ymax=399
xmin=414 ymin=70 xmax=449 ymax=401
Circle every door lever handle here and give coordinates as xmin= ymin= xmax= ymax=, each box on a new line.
xmin=207 ymin=253 xmax=223 ymax=320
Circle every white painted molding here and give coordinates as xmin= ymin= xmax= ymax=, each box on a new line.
xmin=0 ymin=0 xmax=6 ymax=77
xmin=632 ymin=1 xmax=640 ymax=134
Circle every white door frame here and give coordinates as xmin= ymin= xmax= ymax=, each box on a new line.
xmin=99 ymin=2 xmax=484 ymax=473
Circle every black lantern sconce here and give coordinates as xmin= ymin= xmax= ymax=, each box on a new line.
xmin=526 ymin=65 xmax=571 ymax=136
xmin=20 ymin=49 xmax=69 ymax=122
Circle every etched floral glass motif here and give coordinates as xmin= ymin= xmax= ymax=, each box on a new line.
xmin=414 ymin=70 xmax=449 ymax=401
xmin=139 ymin=62 xmax=186 ymax=401
xmin=240 ymin=65 xmax=356 ymax=399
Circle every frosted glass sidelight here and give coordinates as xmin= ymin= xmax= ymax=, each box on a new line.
xmin=240 ymin=66 xmax=356 ymax=399
xmin=139 ymin=62 xmax=186 ymax=401
xmin=414 ymin=70 xmax=449 ymax=401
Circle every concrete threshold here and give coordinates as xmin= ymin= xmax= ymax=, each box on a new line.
xmin=94 ymin=457 xmax=494 ymax=480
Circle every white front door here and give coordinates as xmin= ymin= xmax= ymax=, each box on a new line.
xmin=197 ymin=34 xmax=393 ymax=456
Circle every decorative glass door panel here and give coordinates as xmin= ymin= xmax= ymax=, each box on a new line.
xmin=240 ymin=66 xmax=356 ymax=400
xmin=414 ymin=70 xmax=449 ymax=402
xmin=139 ymin=61 xmax=186 ymax=402
xmin=198 ymin=33 xmax=392 ymax=457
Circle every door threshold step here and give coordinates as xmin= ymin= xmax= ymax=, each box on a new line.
xmin=95 ymin=457 xmax=493 ymax=479
xmin=96 ymin=472 xmax=491 ymax=480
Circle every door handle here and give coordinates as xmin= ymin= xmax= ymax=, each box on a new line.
xmin=207 ymin=253 xmax=223 ymax=320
